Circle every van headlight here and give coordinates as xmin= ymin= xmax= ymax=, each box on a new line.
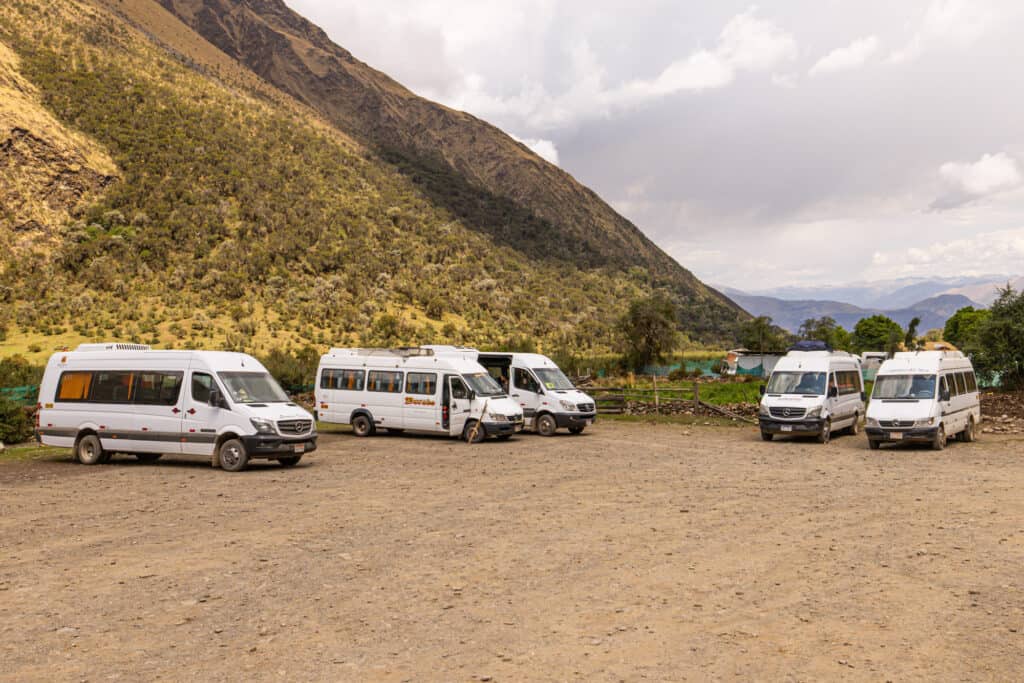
xmin=487 ymin=413 xmax=508 ymax=422
xmin=250 ymin=417 xmax=276 ymax=435
xmin=758 ymin=403 xmax=770 ymax=416
xmin=805 ymin=406 xmax=822 ymax=419
xmin=559 ymin=400 xmax=576 ymax=412
xmin=914 ymin=417 xmax=936 ymax=427
xmin=866 ymin=417 xmax=880 ymax=428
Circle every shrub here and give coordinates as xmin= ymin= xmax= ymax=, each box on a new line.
xmin=0 ymin=397 xmax=34 ymax=445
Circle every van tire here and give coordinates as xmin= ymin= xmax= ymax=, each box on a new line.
xmin=135 ymin=453 xmax=162 ymax=462
xmin=277 ymin=455 xmax=302 ymax=467
xmin=218 ymin=438 xmax=249 ymax=472
xmin=961 ymin=417 xmax=977 ymax=443
xmin=351 ymin=414 xmax=375 ymax=437
xmin=568 ymin=426 xmax=585 ymax=435
xmin=931 ymin=425 xmax=946 ymax=451
xmin=76 ymin=435 xmax=105 ymax=465
xmin=817 ymin=419 xmax=831 ymax=444
xmin=463 ymin=420 xmax=485 ymax=443
xmin=536 ymin=413 xmax=557 ymax=436
xmin=868 ymin=439 xmax=880 ymax=450
xmin=761 ymin=431 xmax=773 ymax=441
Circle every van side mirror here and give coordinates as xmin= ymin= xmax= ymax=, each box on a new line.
xmin=209 ymin=388 xmax=226 ymax=408
xmin=861 ymin=391 xmax=867 ymax=402
xmin=828 ymin=386 xmax=838 ymax=398
xmin=940 ymin=388 xmax=950 ymax=402
xmin=758 ymin=385 xmax=766 ymax=396
xmin=467 ymin=389 xmax=476 ymax=400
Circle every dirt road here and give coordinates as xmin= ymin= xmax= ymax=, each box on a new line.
xmin=2 ymin=422 xmax=1023 ymax=681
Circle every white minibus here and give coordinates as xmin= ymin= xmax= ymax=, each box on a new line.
xmin=35 ymin=344 xmax=317 ymax=471
xmin=758 ymin=342 xmax=865 ymax=444
xmin=315 ymin=347 xmax=524 ymax=441
xmin=471 ymin=352 xmax=596 ymax=436
xmin=865 ymin=350 xmax=980 ymax=450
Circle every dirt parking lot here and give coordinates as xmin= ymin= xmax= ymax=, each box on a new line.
xmin=2 ymin=421 xmax=1023 ymax=681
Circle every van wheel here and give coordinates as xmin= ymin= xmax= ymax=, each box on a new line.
xmin=277 ymin=455 xmax=302 ymax=467
xmin=931 ymin=425 xmax=946 ymax=451
xmin=351 ymin=414 xmax=375 ymax=437
xmin=76 ymin=435 xmax=105 ymax=465
xmin=568 ymin=426 xmax=585 ymax=435
xmin=961 ymin=417 xmax=977 ymax=443
xmin=848 ymin=415 xmax=860 ymax=435
xmin=463 ymin=420 xmax=485 ymax=443
xmin=868 ymin=439 xmax=880 ymax=450
xmin=761 ymin=431 xmax=773 ymax=441
xmin=135 ymin=453 xmax=162 ymax=462
xmin=817 ymin=419 xmax=831 ymax=444
xmin=536 ymin=414 xmax=557 ymax=436
xmin=218 ymin=438 xmax=249 ymax=472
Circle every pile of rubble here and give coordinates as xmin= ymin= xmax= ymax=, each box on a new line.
xmin=625 ymin=400 xmax=757 ymax=420
xmin=980 ymin=391 xmax=1024 ymax=435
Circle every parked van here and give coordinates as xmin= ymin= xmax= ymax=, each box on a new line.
xmin=865 ymin=350 xmax=980 ymax=450
xmin=470 ymin=351 xmax=597 ymax=436
xmin=758 ymin=342 xmax=865 ymax=443
xmin=315 ymin=347 xmax=524 ymax=441
xmin=35 ymin=344 xmax=317 ymax=471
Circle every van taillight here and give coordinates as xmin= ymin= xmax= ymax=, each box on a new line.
xmin=35 ymin=403 xmax=41 ymax=427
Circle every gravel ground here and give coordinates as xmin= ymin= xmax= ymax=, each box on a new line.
xmin=1 ymin=422 xmax=1023 ymax=681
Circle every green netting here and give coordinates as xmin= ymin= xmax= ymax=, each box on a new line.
xmin=0 ymin=385 xmax=39 ymax=405
xmin=643 ymin=360 xmax=722 ymax=377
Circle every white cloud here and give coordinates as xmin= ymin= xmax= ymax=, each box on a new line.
xmin=889 ymin=0 xmax=993 ymax=63
xmin=870 ymin=228 xmax=1024 ymax=278
xmin=931 ymin=153 xmax=1023 ymax=209
xmin=809 ymin=36 xmax=880 ymax=76
xmin=510 ymin=134 xmax=560 ymax=165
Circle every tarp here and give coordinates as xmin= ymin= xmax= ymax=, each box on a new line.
xmin=0 ymin=385 xmax=39 ymax=405
xmin=642 ymin=360 xmax=722 ymax=377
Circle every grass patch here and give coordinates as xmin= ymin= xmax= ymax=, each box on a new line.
xmin=601 ymin=413 xmax=747 ymax=428
xmin=0 ymin=443 xmax=67 ymax=463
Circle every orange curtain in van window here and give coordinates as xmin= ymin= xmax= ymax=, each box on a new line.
xmin=58 ymin=372 xmax=92 ymax=400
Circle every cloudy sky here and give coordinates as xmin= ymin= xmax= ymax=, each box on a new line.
xmin=289 ymin=0 xmax=1024 ymax=291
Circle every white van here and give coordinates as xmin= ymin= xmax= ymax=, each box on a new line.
xmin=865 ymin=350 xmax=980 ymax=450
xmin=471 ymin=351 xmax=597 ymax=436
xmin=315 ymin=347 xmax=524 ymax=441
xmin=758 ymin=343 xmax=865 ymax=444
xmin=35 ymin=344 xmax=317 ymax=471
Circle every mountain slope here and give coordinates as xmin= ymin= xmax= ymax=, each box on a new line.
xmin=0 ymin=0 xmax=741 ymax=361
xmin=725 ymin=289 xmax=979 ymax=333
xmin=149 ymin=0 xmax=744 ymax=333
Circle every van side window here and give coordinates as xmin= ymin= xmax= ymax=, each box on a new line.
xmin=406 ymin=372 xmax=437 ymax=395
xmin=192 ymin=373 xmax=214 ymax=403
xmin=367 ymin=370 xmax=403 ymax=393
xmin=321 ymin=368 xmax=365 ymax=391
xmin=966 ymin=372 xmax=978 ymax=393
xmin=56 ymin=371 xmax=93 ymax=402
xmin=954 ymin=372 xmax=967 ymax=395
xmin=450 ymin=378 xmax=468 ymax=400
xmin=939 ymin=375 xmax=950 ymax=398
xmin=134 ymin=372 xmax=184 ymax=405
xmin=514 ymin=368 xmax=539 ymax=393
xmin=836 ymin=371 xmax=859 ymax=395
xmin=91 ymin=371 xmax=135 ymax=403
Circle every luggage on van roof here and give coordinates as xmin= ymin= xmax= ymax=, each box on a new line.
xmin=788 ymin=340 xmax=832 ymax=352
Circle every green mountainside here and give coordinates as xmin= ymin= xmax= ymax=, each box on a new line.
xmin=0 ymin=0 xmax=745 ymax=363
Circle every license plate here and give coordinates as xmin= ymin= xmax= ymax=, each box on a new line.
xmin=781 ymin=425 xmax=793 ymax=432
xmin=293 ymin=444 xmax=304 ymax=453
xmin=889 ymin=432 xmax=903 ymax=440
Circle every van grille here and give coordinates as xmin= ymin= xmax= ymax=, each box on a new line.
xmin=576 ymin=402 xmax=595 ymax=413
xmin=278 ymin=419 xmax=313 ymax=435
xmin=769 ymin=407 xmax=806 ymax=419
xmin=879 ymin=419 xmax=914 ymax=429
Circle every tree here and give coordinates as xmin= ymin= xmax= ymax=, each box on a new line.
xmin=739 ymin=316 xmax=789 ymax=352
xmin=943 ymin=306 xmax=990 ymax=351
xmin=798 ymin=316 xmax=852 ymax=350
xmin=851 ymin=315 xmax=903 ymax=354
xmin=616 ymin=294 xmax=680 ymax=372
xmin=974 ymin=287 xmax=1024 ymax=389
xmin=904 ymin=316 xmax=921 ymax=350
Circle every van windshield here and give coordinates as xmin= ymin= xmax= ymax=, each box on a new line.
xmin=533 ymin=368 xmax=574 ymax=390
xmin=462 ymin=372 xmax=505 ymax=397
xmin=766 ymin=371 xmax=826 ymax=395
xmin=218 ymin=372 xmax=290 ymax=404
xmin=872 ymin=374 xmax=935 ymax=400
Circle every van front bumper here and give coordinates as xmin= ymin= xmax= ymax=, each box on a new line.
xmin=759 ymin=417 xmax=825 ymax=434
xmin=865 ymin=427 xmax=938 ymax=442
xmin=555 ymin=412 xmax=597 ymax=429
xmin=239 ymin=434 xmax=318 ymax=458
xmin=482 ymin=421 xmax=523 ymax=437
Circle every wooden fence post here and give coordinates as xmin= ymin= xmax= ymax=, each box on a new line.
xmin=653 ymin=374 xmax=659 ymax=414
xmin=694 ymin=381 xmax=700 ymax=412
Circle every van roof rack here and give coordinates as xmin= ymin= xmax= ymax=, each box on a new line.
xmin=328 ymin=347 xmax=435 ymax=357
xmin=788 ymin=340 xmax=832 ymax=352
xmin=75 ymin=343 xmax=152 ymax=352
